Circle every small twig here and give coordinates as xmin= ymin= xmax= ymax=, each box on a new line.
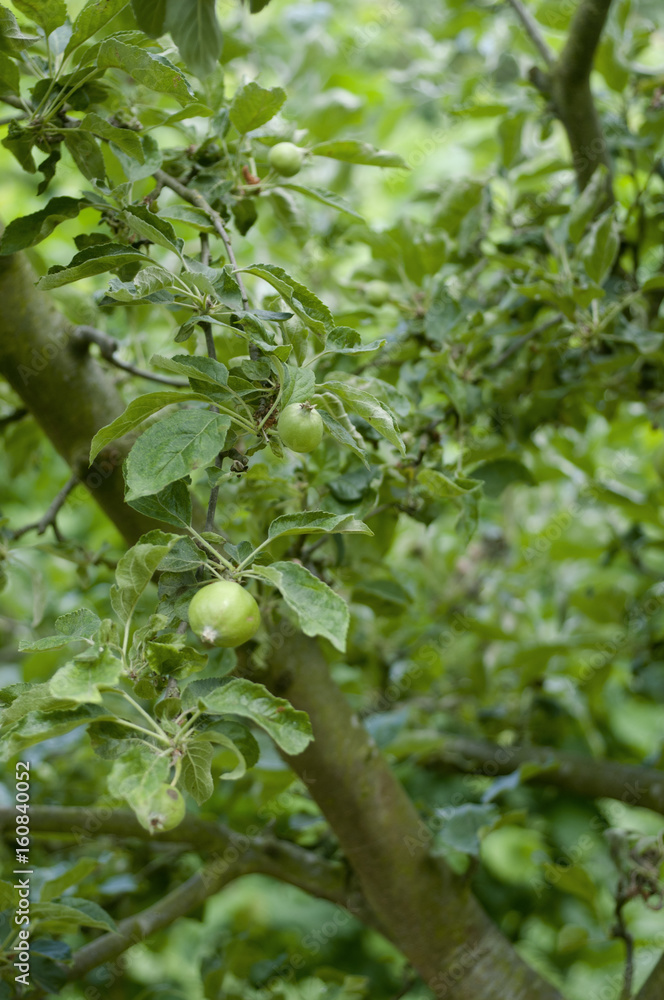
xmin=614 ymin=895 xmax=635 ymax=1000
xmin=11 ymin=476 xmax=78 ymax=541
xmin=0 ymin=407 xmax=28 ymax=429
xmin=199 ymin=232 xmax=224 ymax=533
xmin=72 ymin=326 xmax=188 ymax=387
xmin=154 ymin=169 xmax=250 ymax=310
xmin=505 ymin=0 xmax=555 ymax=68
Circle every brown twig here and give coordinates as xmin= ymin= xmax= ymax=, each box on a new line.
xmin=11 ymin=476 xmax=78 ymax=541
xmin=72 ymin=326 xmax=188 ymax=387
xmin=505 ymin=0 xmax=554 ymax=68
xmin=154 ymin=169 xmax=250 ymax=311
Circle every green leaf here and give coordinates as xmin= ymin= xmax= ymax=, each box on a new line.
xmin=106 ymin=264 xmax=174 ymax=302
xmin=280 ymin=365 xmax=315 ymax=407
xmin=65 ymin=0 xmax=128 ymax=55
xmin=0 ymin=6 xmax=38 ymax=52
xmin=432 ymin=804 xmax=499 ymax=857
xmin=110 ymin=529 xmax=178 ymax=622
xmin=159 ymin=537 xmax=204 ymax=573
xmin=1 ymin=683 xmax=72 ymax=724
xmin=567 ymin=164 xmax=611 ymax=243
xmin=325 ymin=327 xmax=385 ymax=356
xmin=316 ymin=407 xmax=368 ymax=466
xmin=320 ymin=380 xmax=404 ymax=453
xmin=55 ymin=609 xmax=102 ymax=638
xmin=579 ymin=211 xmax=620 ymax=285
xmin=12 ymin=0 xmax=66 ymax=36
xmin=151 ymin=353 xmax=229 ymax=386
xmin=2 ymin=120 xmax=35 ymax=172
xmin=253 ymin=561 xmax=349 ymax=652
xmin=35 ymin=243 xmax=149 ymax=290
xmin=90 ymin=390 xmax=208 ymax=462
xmin=280 ymin=184 xmax=363 ymax=219
xmin=0 ymin=53 xmax=20 ymax=95
xmin=122 ymin=204 xmax=181 ymax=253
xmin=240 ymin=263 xmax=333 ymax=338
xmin=311 ymin=140 xmax=407 ymax=169
xmin=0 ymin=197 xmax=84 ymax=255
xmin=97 ymin=38 xmax=192 ymax=105
xmin=108 ymin=743 xmax=170 ymax=829
xmin=180 ymin=736 xmax=214 ymax=804
xmin=0 ymin=705 xmax=109 ymax=760
xmin=31 ymin=898 xmax=117 ymax=933
xmin=127 ymin=480 xmax=192 ymax=528
xmin=124 ymin=409 xmax=230 ymax=501
xmin=63 ymin=129 xmax=105 ymax=182
xmin=205 ymin=727 xmax=256 ymax=780
xmin=195 ymin=678 xmax=313 ymax=755
xmin=111 ymin=132 xmax=163 ymax=181
xmin=49 ymin=649 xmax=122 ymax=705
xmin=229 ymin=81 xmax=286 ymax=133
xmin=131 ymin=0 xmax=167 ymax=36
xmin=166 ymin=0 xmax=223 ymax=79
xmin=79 ymin=113 xmax=144 ymax=161
xmin=417 ymin=468 xmax=482 ymax=498
xmin=40 ymin=859 xmax=98 ymax=903
xmin=267 ymin=511 xmax=372 ymax=542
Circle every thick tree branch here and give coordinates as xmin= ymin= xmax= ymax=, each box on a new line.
xmin=508 ymin=0 xmax=615 ymax=193
xmin=67 ymin=863 xmax=242 ymax=981
xmin=0 ymin=806 xmax=372 ymax=920
xmin=0 ymin=252 xmax=161 ymax=544
xmin=259 ymin=635 xmax=563 ymax=1000
xmin=557 ymin=0 xmax=614 ymax=85
xmin=72 ymin=326 xmax=188 ymax=387
xmin=421 ymin=736 xmax=664 ymax=814
xmin=551 ymin=0 xmax=614 ymax=192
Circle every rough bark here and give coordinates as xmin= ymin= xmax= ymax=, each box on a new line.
xmin=261 ymin=635 xmax=563 ymax=1000
xmin=0 ymin=250 xmax=156 ymax=543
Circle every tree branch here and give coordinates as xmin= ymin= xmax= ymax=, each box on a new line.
xmin=0 ymin=252 xmax=163 ymax=543
xmin=0 ymin=806 xmax=372 ymax=920
xmin=66 ymin=864 xmax=242 ymax=982
xmin=507 ymin=0 xmax=615 ymax=193
xmin=10 ymin=475 xmax=78 ymax=541
xmin=258 ymin=635 xmax=563 ymax=1000
xmin=154 ymin=169 xmax=250 ymax=311
xmin=505 ymin=0 xmax=554 ymax=67
xmin=72 ymin=326 xmax=188 ymax=387
xmin=551 ymin=0 xmax=614 ymax=192
xmin=420 ymin=736 xmax=664 ymax=813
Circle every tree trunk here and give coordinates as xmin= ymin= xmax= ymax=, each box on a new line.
xmin=0 ymin=251 xmax=157 ymax=543
xmin=261 ymin=634 xmax=563 ymax=1000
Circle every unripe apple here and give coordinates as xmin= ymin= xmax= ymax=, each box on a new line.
xmin=188 ymin=580 xmax=260 ymax=648
xmin=365 ymin=280 xmax=390 ymax=306
xmin=269 ymin=142 xmax=304 ymax=177
xmin=278 ymin=402 xmax=324 ymax=453
xmin=147 ymin=784 xmax=186 ymax=833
